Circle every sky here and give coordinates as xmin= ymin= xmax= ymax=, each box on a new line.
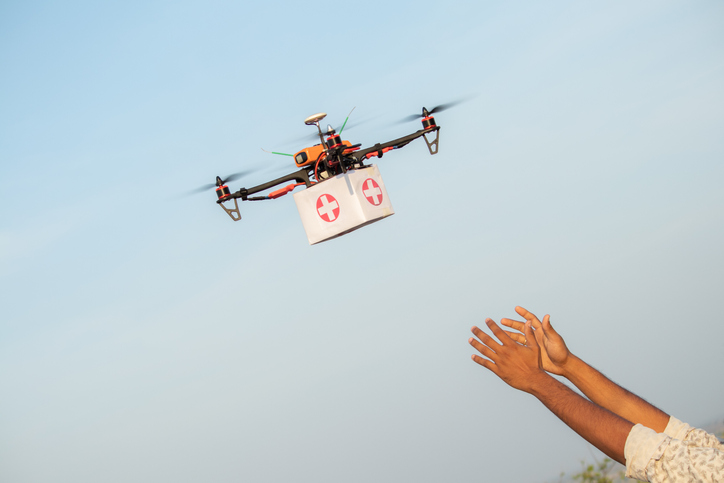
xmin=1 ymin=1 xmax=723 ymax=482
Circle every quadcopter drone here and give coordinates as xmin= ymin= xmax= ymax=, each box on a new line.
xmin=201 ymin=104 xmax=454 ymax=244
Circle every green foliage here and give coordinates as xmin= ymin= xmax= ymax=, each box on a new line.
xmin=572 ymin=458 xmax=617 ymax=483
xmin=561 ymin=457 xmax=633 ymax=483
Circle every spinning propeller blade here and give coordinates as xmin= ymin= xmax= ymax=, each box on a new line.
xmin=398 ymin=98 xmax=467 ymax=123
xmin=282 ymin=108 xmax=365 ymax=145
xmin=185 ymin=170 xmax=254 ymax=196
xmin=428 ymin=101 xmax=461 ymax=115
xmin=218 ymin=171 xmax=249 ymax=185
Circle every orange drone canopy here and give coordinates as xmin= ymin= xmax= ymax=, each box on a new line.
xmin=294 ymin=140 xmax=353 ymax=168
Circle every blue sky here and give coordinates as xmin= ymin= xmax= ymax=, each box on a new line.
xmin=1 ymin=1 xmax=723 ymax=482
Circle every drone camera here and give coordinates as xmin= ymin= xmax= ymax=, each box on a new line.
xmin=294 ymin=144 xmax=325 ymax=168
xmin=294 ymin=140 xmax=352 ymax=168
xmin=295 ymin=151 xmax=308 ymax=166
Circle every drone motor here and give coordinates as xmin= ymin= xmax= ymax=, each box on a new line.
xmin=422 ymin=115 xmax=437 ymax=130
xmin=325 ymin=132 xmax=342 ymax=149
xmin=214 ymin=176 xmax=231 ymax=200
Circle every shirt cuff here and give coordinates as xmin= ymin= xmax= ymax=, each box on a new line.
xmin=663 ymin=415 xmax=691 ymax=440
xmin=624 ymin=424 xmax=670 ymax=481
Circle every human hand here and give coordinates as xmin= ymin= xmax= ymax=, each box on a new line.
xmin=469 ymin=318 xmax=549 ymax=394
xmin=501 ymin=306 xmax=571 ymax=376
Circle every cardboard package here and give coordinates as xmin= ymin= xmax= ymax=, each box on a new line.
xmin=293 ymin=165 xmax=394 ymax=245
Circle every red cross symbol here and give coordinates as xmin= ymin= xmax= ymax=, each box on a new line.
xmin=316 ymin=194 xmax=340 ymax=222
xmin=362 ymin=178 xmax=383 ymax=206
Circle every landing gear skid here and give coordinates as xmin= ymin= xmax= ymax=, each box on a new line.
xmin=423 ymin=128 xmax=439 ymax=155
xmin=219 ymin=198 xmax=241 ymax=221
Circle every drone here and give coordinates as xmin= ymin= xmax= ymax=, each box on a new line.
xmin=201 ymin=104 xmax=455 ymax=244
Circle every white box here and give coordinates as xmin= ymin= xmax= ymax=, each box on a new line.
xmin=293 ymin=165 xmax=394 ymax=245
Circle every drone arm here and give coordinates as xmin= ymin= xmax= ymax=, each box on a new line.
xmin=350 ymin=126 xmax=440 ymax=162
xmin=268 ymin=183 xmax=306 ymax=199
xmin=364 ymin=146 xmax=395 ymax=159
xmin=220 ymin=168 xmax=312 ymax=203
xmin=247 ymin=168 xmax=311 ymax=194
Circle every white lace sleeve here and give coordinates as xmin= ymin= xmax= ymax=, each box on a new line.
xmin=666 ymin=416 xmax=724 ymax=449
xmin=624 ymin=420 xmax=724 ymax=482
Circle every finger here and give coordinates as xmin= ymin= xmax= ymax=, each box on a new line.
xmin=524 ymin=322 xmax=540 ymax=349
xmin=485 ymin=319 xmax=513 ymax=345
xmin=503 ymin=330 xmax=526 ymax=344
xmin=515 ymin=306 xmax=543 ymax=329
xmin=468 ymin=337 xmax=498 ymax=360
xmin=471 ymin=354 xmax=498 ymax=373
xmin=471 ymin=324 xmax=503 ymax=351
xmin=501 ymin=318 xmax=525 ymax=333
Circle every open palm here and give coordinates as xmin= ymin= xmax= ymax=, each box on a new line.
xmin=501 ymin=307 xmax=570 ymax=376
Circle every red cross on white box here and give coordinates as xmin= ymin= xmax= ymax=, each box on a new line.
xmin=362 ymin=178 xmax=383 ymax=206
xmin=316 ymin=194 xmax=340 ymax=222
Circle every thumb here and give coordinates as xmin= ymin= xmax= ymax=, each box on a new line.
xmin=542 ymin=314 xmax=560 ymax=338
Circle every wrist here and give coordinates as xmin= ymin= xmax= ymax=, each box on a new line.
xmin=526 ymin=370 xmax=557 ymax=398
xmin=559 ymin=354 xmax=583 ymax=381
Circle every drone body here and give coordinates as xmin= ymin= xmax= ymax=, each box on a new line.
xmin=209 ymin=107 xmax=446 ymax=244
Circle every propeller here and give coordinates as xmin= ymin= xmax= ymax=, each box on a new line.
xmin=186 ymin=170 xmax=253 ymax=196
xmin=288 ymin=120 xmax=370 ymax=145
xmin=278 ymin=108 xmax=372 ymax=146
xmin=398 ymin=99 xmax=466 ymax=123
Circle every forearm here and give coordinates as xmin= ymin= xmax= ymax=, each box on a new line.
xmin=561 ymin=354 xmax=669 ymax=433
xmin=529 ymin=374 xmax=633 ymax=465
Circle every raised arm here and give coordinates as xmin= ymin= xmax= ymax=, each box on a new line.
xmin=469 ymin=319 xmax=633 ymax=464
xmin=501 ymin=307 xmax=670 ymax=433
